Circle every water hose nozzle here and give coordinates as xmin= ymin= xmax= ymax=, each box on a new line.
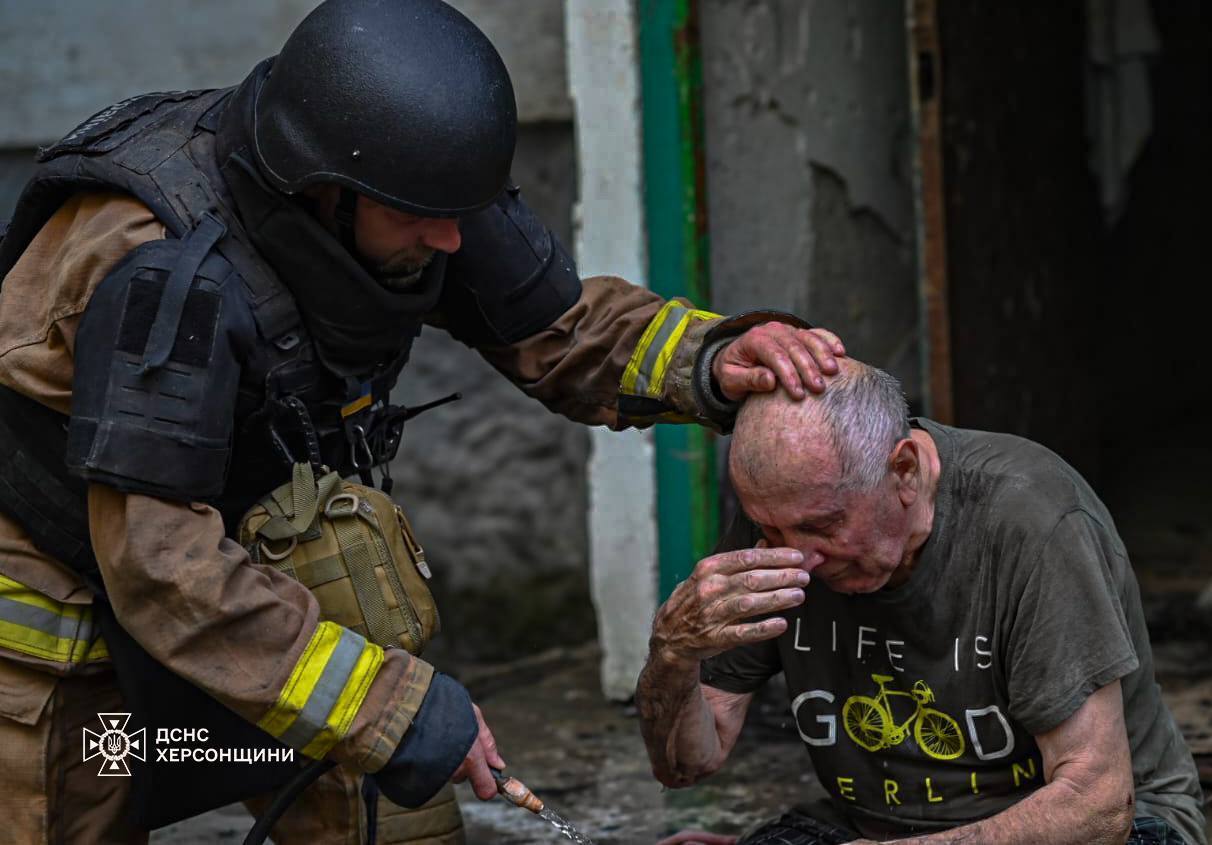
xmin=491 ymin=767 xmax=544 ymax=814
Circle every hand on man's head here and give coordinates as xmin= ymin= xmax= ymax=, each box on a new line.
xmin=650 ymin=543 xmax=820 ymax=666
xmin=712 ymin=324 xmax=845 ymax=401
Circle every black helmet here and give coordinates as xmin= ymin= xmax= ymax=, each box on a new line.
xmin=252 ymin=0 xmax=517 ymax=218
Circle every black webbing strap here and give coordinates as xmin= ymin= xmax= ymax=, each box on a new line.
xmin=141 ymin=212 xmax=226 ymax=373
xmin=270 ymin=395 xmax=324 ymax=472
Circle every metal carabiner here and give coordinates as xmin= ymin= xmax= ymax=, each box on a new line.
xmin=349 ymin=424 xmax=375 ymax=470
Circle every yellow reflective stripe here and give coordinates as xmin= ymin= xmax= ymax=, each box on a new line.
xmin=621 ymin=303 xmax=722 ymax=399
xmin=0 ymin=614 xmax=106 ymax=664
xmin=621 ymin=301 xmax=680 ymax=395
xmin=258 ymin=621 xmax=384 ymax=758
xmin=647 ymin=311 xmax=694 ymax=396
xmin=0 ymin=617 xmax=80 ymax=662
xmin=85 ymin=636 xmax=110 ymax=661
xmin=0 ymin=573 xmax=88 ymax=620
xmin=0 ymin=574 xmax=107 ymax=665
xmin=299 ymin=639 xmax=384 ymax=759
xmin=259 ymin=621 xmax=343 ymax=738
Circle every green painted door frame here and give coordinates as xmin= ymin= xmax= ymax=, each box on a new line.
xmin=637 ymin=0 xmax=718 ymax=600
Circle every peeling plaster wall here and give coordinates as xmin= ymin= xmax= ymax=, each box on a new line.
xmin=0 ymin=0 xmax=589 ymax=662
xmin=701 ymin=0 xmax=919 ymax=401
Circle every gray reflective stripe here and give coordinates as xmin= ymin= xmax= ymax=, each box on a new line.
xmin=277 ymin=626 xmax=366 ymax=751
xmin=633 ymin=304 xmax=690 ymax=396
xmin=0 ymin=593 xmax=87 ymax=644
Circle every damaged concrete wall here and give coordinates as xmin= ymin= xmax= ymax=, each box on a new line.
xmin=0 ymin=0 xmax=590 ymax=662
xmin=701 ymin=0 xmax=920 ymax=402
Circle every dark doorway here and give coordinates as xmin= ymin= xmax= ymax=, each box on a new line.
xmin=928 ymin=1 xmax=1212 ymax=631
xmin=1095 ymin=2 xmax=1212 ymax=630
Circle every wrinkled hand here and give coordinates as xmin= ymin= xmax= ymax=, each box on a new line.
xmin=655 ymin=831 xmax=739 ymax=845
xmin=650 ymin=545 xmax=817 ymax=665
xmin=450 ymin=703 xmax=506 ymax=800
xmin=712 ymin=324 xmax=845 ymax=401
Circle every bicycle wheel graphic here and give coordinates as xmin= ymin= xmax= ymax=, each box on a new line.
xmin=915 ymin=708 xmax=965 ymax=760
xmin=843 ymin=696 xmax=888 ymax=752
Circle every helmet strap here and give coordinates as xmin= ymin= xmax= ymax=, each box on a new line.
xmin=333 ymin=187 xmax=360 ymax=255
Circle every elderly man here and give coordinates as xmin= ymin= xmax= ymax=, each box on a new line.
xmin=637 ymin=360 xmax=1204 ymax=845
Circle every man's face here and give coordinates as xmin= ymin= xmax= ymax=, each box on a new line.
xmin=732 ymin=454 xmax=913 ymax=594
xmin=354 ymin=198 xmax=462 ymax=288
xmin=307 ymin=186 xmax=463 ymax=287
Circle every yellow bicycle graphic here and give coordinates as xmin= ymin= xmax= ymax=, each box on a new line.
xmin=842 ymin=674 xmax=966 ymax=760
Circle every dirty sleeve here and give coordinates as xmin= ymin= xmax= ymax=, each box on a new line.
xmin=87 ymin=485 xmax=445 ymax=772
xmin=464 ymin=275 xmax=727 ymax=429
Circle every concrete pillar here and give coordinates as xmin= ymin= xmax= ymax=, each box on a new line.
xmin=700 ymin=0 xmax=920 ymax=402
xmin=565 ymin=0 xmax=658 ymax=701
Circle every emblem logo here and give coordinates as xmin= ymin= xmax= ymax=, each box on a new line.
xmin=83 ymin=712 xmax=146 ymax=776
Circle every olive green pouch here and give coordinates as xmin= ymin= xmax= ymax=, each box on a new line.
xmin=238 ymin=462 xmax=439 ymax=655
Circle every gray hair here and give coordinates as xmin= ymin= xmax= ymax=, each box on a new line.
xmin=817 ymin=364 xmax=910 ymax=490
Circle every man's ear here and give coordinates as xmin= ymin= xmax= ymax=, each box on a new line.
xmin=889 ymin=438 xmax=921 ymax=505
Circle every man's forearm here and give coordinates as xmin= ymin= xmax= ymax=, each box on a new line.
xmin=878 ymin=776 xmax=1132 ymax=845
xmin=636 ymin=652 xmax=723 ymax=787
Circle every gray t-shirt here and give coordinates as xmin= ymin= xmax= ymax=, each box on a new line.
xmin=703 ymin=419 xmax=1204 ymax=843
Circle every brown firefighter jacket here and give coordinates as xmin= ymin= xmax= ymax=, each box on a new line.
xmin=0 ymin=191 xmax=725 ymax=774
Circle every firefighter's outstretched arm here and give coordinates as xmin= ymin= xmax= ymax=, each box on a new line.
xmin=434 ymin=189 xmax=845 ymax=431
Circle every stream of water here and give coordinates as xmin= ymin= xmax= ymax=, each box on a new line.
xmin=537 ymin=804 xmax=596 ymax=844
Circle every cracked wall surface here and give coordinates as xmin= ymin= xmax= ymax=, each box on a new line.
xmin=701 ymin=0 xmax=920 ymax=403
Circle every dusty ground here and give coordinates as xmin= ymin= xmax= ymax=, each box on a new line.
xmin=152 ymin=644 xmax=819 ymax=844
xmin=455 ymin=646 xmax=821 ymax=844
xmin=154 ymin=641 xmax=1212 ymax=844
